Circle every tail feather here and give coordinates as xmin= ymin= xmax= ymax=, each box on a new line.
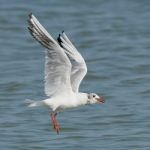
xmin=25 ymin=99 xmax=43 ymax=107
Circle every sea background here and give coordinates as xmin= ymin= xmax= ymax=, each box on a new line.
xmin=0 ymin=0 xmax=150 ymax=149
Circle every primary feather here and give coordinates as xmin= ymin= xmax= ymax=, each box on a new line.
xmin=28 ymin=14 xmax=72 ymax=97
xmin=57 ymin=32 xmax=87 ymax=93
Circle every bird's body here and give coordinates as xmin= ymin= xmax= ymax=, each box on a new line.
xmin=43 ymin=92 xmax=88 ymax=111
xmin=28 ymin=92 xmax=88 ymax=111
xmin=27 ymin=13 xmax=104 ymax=134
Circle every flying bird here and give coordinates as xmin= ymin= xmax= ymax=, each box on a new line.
xmin=27 ymin=13 xmax=105 ymax=134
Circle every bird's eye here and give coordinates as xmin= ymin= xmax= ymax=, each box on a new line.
xmin=93 ymin=95 xmax=96 ymax=98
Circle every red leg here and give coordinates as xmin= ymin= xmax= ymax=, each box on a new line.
xmin=50 ymin=112 xmax=60 ymax=134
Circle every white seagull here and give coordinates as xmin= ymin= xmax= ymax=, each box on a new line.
xmin=27 ymin=13 xmax=104 ymax=134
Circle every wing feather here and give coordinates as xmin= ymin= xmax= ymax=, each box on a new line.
xmin=28 ymin=14 xmax=72 ymax=96
xmin=57 ymin=32 xmax=87 ymax=92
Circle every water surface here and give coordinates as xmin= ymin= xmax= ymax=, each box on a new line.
xmin=0 ymin=0 xmax=150 ymax=149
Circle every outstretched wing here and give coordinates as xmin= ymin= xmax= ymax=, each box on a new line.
xmin=57 ymin=32 xmax=87 ymax=93
xmin=28 ymin=14 xmax=72 ymax=97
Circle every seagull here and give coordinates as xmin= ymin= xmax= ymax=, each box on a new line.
xmin=27 ymin=13 xmax=105 ymax=134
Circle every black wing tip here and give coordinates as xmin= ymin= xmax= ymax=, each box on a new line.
xmin=62 ymin=30 xmax=64 ymax=33
xmin=57 ymin=34 xmax=63 ymax=48
xmin=29 ymin=13 xmax=33 ymax=19
xmin=28 ymin=26 xmax=33 ymax=32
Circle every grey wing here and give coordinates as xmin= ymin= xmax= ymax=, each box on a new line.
xmin=28 ymin=14 xmax=72 ymax=97
xmin=57 ymin=32 xmax=87 ymax=93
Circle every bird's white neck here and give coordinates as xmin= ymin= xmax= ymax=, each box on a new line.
xmin=76 ymin=92 xmax=89 ymax=106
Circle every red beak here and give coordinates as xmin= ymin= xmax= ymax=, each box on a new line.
xmin=96 ymin=97 xmax=105 ymax=103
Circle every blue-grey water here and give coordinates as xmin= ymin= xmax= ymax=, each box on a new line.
xmin=0 ymin=0 xmax=150 ymax=149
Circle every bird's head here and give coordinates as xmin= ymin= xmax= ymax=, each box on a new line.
xmin=87 ymin=93 xmax=105 ymax=104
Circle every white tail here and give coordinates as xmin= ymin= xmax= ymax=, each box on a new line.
xmin=25 ymin=99 xmax=43 ymax=107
